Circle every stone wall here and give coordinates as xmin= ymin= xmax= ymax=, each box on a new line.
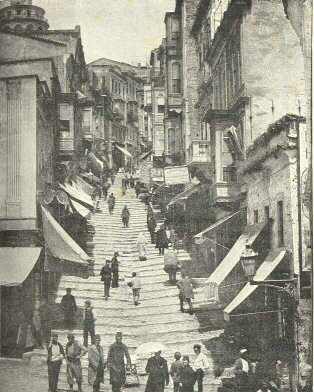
xmin=242 ymin=0 xmax=306 ymax=143
xmin=181 ymin=0 xmax=200 ymax=160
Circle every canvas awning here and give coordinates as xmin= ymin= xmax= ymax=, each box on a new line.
xmin=194 ymin=211 xmax=241 ymax=242
xmin=203 ymin=222 xmax=266 ymax=302
xmin=224 ymin=249 xmax=287 ymax=317
xmin=87 ymin=152 xmax=104 ymax=175
xmin=74 ymin=176 xmax=95 ymax=196
xmin=71 ymin=199 xmax=91 ymax=218
xmin=41 ymin=206 xmax=92 ymax=267
xmin=115 ymin=144 xmax=133 ymax=158
xmin=167 ymin=183 xmax=200 ymax=207
xmin=0 ymin=248 xmax=42 ymax=286
xmin=59 ymin=183 xmax=94 ymax=209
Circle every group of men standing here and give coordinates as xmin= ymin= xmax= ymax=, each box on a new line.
xmin=100 ymin=251 xmax=120 ymax=300
xmin=47 ymin=331 xmax=130 ymax=392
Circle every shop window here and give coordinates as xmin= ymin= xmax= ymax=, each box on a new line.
xmin=171 ymin=62 xmax=181 ymax=94
xmin=254 ymin=210 xmax=259 ymax=224
xmin=277 ymin=201 xmax=284 ymax=246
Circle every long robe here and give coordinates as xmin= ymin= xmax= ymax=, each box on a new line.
xmin=145 ymin=356 xmax=169 ymax=392
xmin=137 ymin=233 xmax=147 ymax=259
xmin=107 ymin=342 xmax=131 ymax=387
xmin=88 ymin=344 xmax=105 ymax=386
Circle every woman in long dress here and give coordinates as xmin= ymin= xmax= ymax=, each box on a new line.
xmin=137 ymin=232 xmax=148 ymax=261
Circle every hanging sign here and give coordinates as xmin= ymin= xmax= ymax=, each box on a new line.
xmin=164 ymin=165 xmax=190 ymax=185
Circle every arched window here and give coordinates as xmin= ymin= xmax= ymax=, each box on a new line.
xmin=171 ymin=62 xmax=181 ymax=94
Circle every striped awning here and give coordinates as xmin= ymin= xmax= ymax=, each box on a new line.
xmin=224 ymin=249 xmax=287 ymax=317
xmin=59 ymin=183 xmax=94 ymax=209
xmin=115 ymin=144 xmax=133 ymax=158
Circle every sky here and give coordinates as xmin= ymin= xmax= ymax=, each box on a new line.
xmin=34 ymin=0 xmax=175 ymax=65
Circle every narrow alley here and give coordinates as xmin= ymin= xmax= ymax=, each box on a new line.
xmin=50 ymin=174 xmax=222 ymax=391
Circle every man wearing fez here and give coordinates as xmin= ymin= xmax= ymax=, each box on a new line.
xmin=107 ymin=332 xmax=131 ymax=392
xmin=60 ymin=288 xmax=77 ymax=329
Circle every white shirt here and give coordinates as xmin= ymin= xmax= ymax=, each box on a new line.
xmin=241 ymin=358 xmax=249 ymax=373
xmin=192 ymin=352 xmax=210 ymax=372
xmin=50 ymin=343 xmax=62 ymax=362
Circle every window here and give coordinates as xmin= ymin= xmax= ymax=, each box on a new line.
xmin=264 ymin=206 xmax=270 ymax=222
xmin=277 ymin=201 xmax=284 ymax=246
xmin=171 ymin=62 xmax=181 ymax=94
xmin=222 ymin=166 xmax=237 ymax=183
xmin=101 ymin=77 xmax=106 ymax=89
xmin=158 ymin=105 xmax=164 ymax=114
xmin=254 ymin=210 xmax=259 ymax=224
xmin=60 ymin=120 xmax=70 ymax=132
xmin=199 ymin=144 xmax=208 ymax=155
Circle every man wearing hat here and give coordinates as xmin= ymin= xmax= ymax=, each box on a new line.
xmin=83 ymin=300 xmax=96 ymax=347
xmin=234 ymin=348 xmax=251 ymax=392
xmin=47 ymin=333 xmax=65 ymax=392
xmin=65 ymin=333 xmax=87 ymax=392
xmin=88 ymin=335 xmax=105 ymax=392
xmin=145 ymin=349 xmax=169 ymax=392
xmin=107 ymin=332 xmax=132 ymax=392
xmin=100 ymin=260 xmax=112 ymax=300
xmin=60 ymin=288 xmax=77 ymax=329
xmin=192 ymin=344 xmax=209 ymax=392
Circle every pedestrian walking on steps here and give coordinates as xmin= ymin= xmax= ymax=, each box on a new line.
xmin=111 ymin=252 xmax=120 ymax=288
xmin=180 ymin=356 xmax=197 ymax=392
xmin=137 ymin=232 xmax=148 ymax=261
xmin=107 ymin=332 xmax=132 ymax=392
xmin=121 ymin=205 xmax=130 ymax=228
xmin=60 ymin=288 xmax=77 ymax=330
xmin=102 ymin=181 xmax=110 ymax=200
xmin=192 ymin=344 xmax=210 ymax=392
xmin=155 ymin=225 xmax=169 ymax=255
xmin=170 ymin=352 xmax=183 ymax=392
xmin=83 ymin=300 xmax=96 ymax=347
xmin=88 ymin=335 xmax=105 ymax=392
xmin=147 ymin=214 xmax=157 ymax=244
xmin=177 ymin=274 xmax=194 ymax=314
xmin=130 ymin=272 xmax=141 ymax=305
xmin=100 ymin=260 xmax=112 ymax=300
xmin=145 ymin=350 xmax=169 ymax=392
xmin=135 ymin=181 xmax=141 ymax=198
xmin=164 ymin=244 xmax=180 ymax=284
xmin=130 ymin=175 xmax=135 ymax=188
xmin=47 ymin=333 xmax=65 ymax=392
xmin=65 ymin=333 xmax=87 ymax=392
xmin=108 ymin=193 xmax=116 ymax=215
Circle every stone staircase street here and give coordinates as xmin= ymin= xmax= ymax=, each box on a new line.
xmin=50 ymin=175 xmax=222 ymax=391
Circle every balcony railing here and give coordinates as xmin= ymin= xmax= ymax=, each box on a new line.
xmin=212 ymin=181 xmax=240 ymax=205
xmin=59 ymin=138 xmax=74 ymax=153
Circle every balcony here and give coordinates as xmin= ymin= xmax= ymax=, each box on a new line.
xmin=168 ymin=94 xmax=183 ymax=109
xmin=59 ymin=138 xmax=74 ymax=154
xmin=82 ymin=126 xmax=93 ymax=141
xmin=212 ymin=180 xmax=240 ymax=206
xmin=187 ymin=140 xmax=211 ymax=166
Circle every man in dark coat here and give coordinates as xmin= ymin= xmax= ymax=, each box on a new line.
xmin=180 ymin=355 xmax=196 ymax=392
xmin=107 ymin=332 xmax=131 ymax=392
xmin=121 ymin=205 xmax=130 ymax=228
xmin=147 ymin=214 xmax=157 ymax=244
xmin=108 ymin=193 xmax=116 ymax=215
xmin=83 ymin=300 xmax=96 ymax=347
xmin=155 ymin=225 xmax=169 ymax=255
xmin=111 ymin=252 xmax=120 ymax=288
xmin=60 ymin=288 xmax=77 ymax=329
xmin=47 ymin=333 xmax=65 ymax=392
xmin=100 ymin=260 xmax=112 ymax=300
xmin=145 ymin=350 xmax=169 ymax=392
